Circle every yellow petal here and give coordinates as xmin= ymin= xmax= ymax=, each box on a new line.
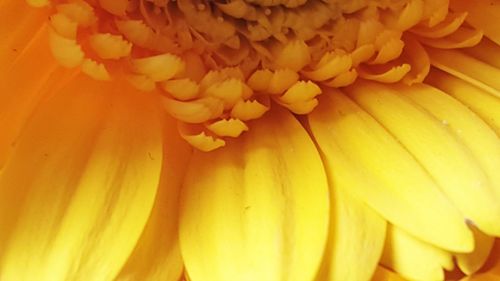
xmin=0 ymin=74 xmax=163 ymax=281
xmin=427 ymin=47 xmax=500 ymax=93
xmin=346 ymin=81 xmax=500 ymax=237
xmin=117 ymin=117 xmax=191 ymax=281
xmin=372 ymin=266 xmax=407 ymax=281
xmin=0 ymin=1 xmax=50 ymax=66
xmin=411 ymin=11 xmax=468 ymax=39
xmin=131 ymin=54 xmax=185 ymax=82
xmin=401 ymin=36 xmax=430 ymax=85
xmin=381 ymin=225 xmax=453 ymax=281
xmin=449 ymin=0 xmax=500 ymax=45
xmin=357 ymin=63 xmax=411 ymax=83
xmin=462 ymin=38 xmax=500 ymax=70
xmin=179 ymin=107 xmax=329 ymax=281
xmin=309 ymin=89 xmax=472 ymax=252
xmin=418 ymin=26 xmax=483 ymax=49
xmin=460 ymin=240 xmax=500 ymax=281
xmin=399 ymin=83 xmax=500 ymax=210
xmin=425 ymin=69 xmax=500 ymax=138
xmin=456 ymin=226 xmax=495 ymax=275
xmin=0 ymin=24 xmax=75 ymax=169
xmin=317 ymin=186 xmax=386 ymax=281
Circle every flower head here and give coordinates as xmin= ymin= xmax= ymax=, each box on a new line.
xmin=1 ymin=0 xmax=500 ymax=280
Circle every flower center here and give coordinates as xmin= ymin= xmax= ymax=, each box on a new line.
xmin=29 ymin=0 xmax=481 ymax=151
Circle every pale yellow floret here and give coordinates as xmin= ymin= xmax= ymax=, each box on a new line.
xmin=48 ymin=28 xmax=84 ymax=68
xmin=278 ymin=81 xmax=321 ymax=104
xmin=271 ymin=40 xmax=311 ymax=71
xmin=266 ymin=69 xmax=300 ymax=94
xmin=357 ymin=19 xmax=385 ymax=47
xmin=56 ymin=1 xmax=96 ymax=27
xmin=89 ymin=33 xmax=132 ymax=60
xmin=215 ymin=0 xmax=249 ymax=18
xmin=30 ymin=0 xmax=487 ymax=152
xmin=98 ymin=0 xmax=128 ymax=16
xmin=421 ymin=0 xmax=449 ymax=27
xmin=276 ymin=81 xmax=321 ymax=114
xmin=351 ymin=44 xmax=376 ymax=67
xmin=240 ymin=68 xmax=300 ymax=95
xmin=127 ymin=74 xmax=156 ymax=92
xmin=206 ymin=119 xmax=249 ymax=138
xmin=410 ymin=11 xmax=468 ymax=38
xmin=230 ymin=99 xmax=269 ymax=121
xmin=418 ymin=26 xmax=483 ymax=49
xmin=389 ymin=0 xmax=424 ymax=31
xmin=81 ymin=59 xmax=111 ymax=81
xmin=322 ymin=69 xmax=358 ymax=88
xmin=162 ymin=97 xmax=224 ymax=124
xmin=161 ymin=79 xmax=200 ymax=101
xmin=204 ymin=79 xmax=253 ymax=110
xmin=246 ymin=69 xmax=273 ymax=92
xmin=178 ymin=124 xmax=226 ymax=151
xmin=131 ymin=54 xmax=185 ymax=82
xmin=282 ymin=98 xmax=319 ymax=115
xmin=199 ymin=68 xmax=245 ymax=91
xmin=26 ymin=0 xmax=49 ymax=7
xmin=358 ymin=63 xmax=411 ymax=83
xmin=301 ymin=52 xmax=352 ymax=81
xmin=49 ymin=13 xmax=78 ymax=39
xmin=115 ymin=20 xmax=154 ymax=49
xmin=370 ymin=37 xmax=405 ymax=65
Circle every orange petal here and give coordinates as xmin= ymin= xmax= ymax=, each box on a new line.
xmin=0 ymin=74 xmax=163 ymax=281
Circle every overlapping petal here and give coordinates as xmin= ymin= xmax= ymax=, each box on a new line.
xmin=2 ymin=0 xmax=500 ymax=281
xmin=179 ymin=107 xmax=329 ymax=281
xmin=0 ymin=74 xmax=163 ymax=281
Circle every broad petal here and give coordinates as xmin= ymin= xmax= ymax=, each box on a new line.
xmin=117 ymin=116 xmax=192 ymax=281
xmin=456 ymin=227 xmax=495 ymax=275
xmin=461 ymin=240 xmax=500 ymax=281
xmin=346 ymin=81 xmax=500 ymax=237
xmin=308 ymin=89 xmax=472 ymax=252
xmin=449 ymin=0 xmax=500 ymax=45
xmin=372 ymin=266 xmax=407 ymax=281
xmin=0 ymin=1 xmax=50 ymax=67
xmin=0 ymin=74 xmax=163 ymax=281
xmin=317 ymin=185 xmax=386 ymax=281
xmin=0 ymin=24 xmax=76 ymax=169
xmin=179 ymin=107 xmax=329 ymax=281
xmin=381 ymin=225 xmax=453 ymax=281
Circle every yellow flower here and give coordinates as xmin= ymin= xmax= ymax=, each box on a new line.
xmin=1 ymin=0 xmax=500 ymax=281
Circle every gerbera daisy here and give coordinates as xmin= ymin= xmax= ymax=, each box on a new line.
xmin=1 ymin=0 xmax=499 ymax=280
